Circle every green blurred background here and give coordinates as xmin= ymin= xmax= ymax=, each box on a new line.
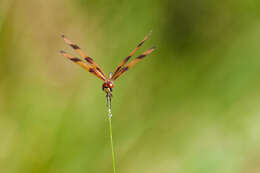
xmin=1 ymin=0 xmax=260 ymax=172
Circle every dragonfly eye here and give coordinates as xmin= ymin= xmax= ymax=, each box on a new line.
xmin=109 ymin=83 xmax=114 ymax=88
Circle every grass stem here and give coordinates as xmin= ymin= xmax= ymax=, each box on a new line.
xmin=106 ymin=94 xmax=116 ymax=173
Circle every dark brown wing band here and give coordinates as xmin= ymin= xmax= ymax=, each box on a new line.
xmin=112 ymin=46 xmax=155 ymax=80
xmin=111 ymin=31 xmax=152 ymax=79
xmin=60 ymin=50 xmax=106 ymax=81
xmin=62 ymin=35 xmax=107 ymax=79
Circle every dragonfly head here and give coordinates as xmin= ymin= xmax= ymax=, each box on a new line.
xmin=102 ymin=81 xmax=114 ymax=95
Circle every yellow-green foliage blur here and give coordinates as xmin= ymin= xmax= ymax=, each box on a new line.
xmin=1 ymin=0 xmax=260 ymax=172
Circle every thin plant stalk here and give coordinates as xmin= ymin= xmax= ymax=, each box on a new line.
xmin=106 ymin=94 xmax=116 ymax=173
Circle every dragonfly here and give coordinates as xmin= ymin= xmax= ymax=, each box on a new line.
xmin=60 ymin=31 xmax=155 ymax=97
